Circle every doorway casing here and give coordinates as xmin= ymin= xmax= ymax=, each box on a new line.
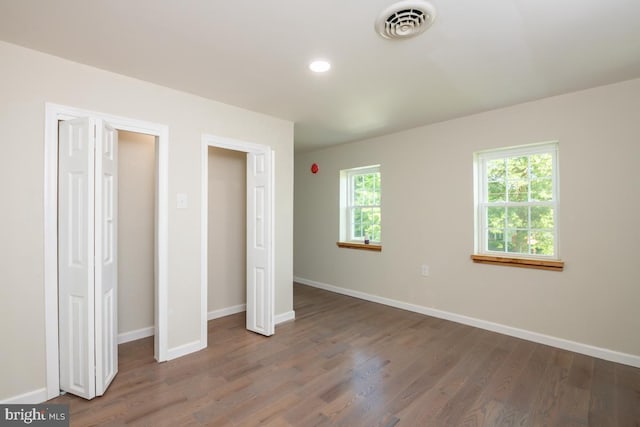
xmin=201 ymin=134 xmax=275 ymax=345
xmin=44 ymin=103 xmax=169 ymax=400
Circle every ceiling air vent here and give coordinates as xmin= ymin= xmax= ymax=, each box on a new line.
xmin=375 ymin=0 xmax=436 ymax=40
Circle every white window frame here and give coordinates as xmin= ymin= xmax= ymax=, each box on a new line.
xmin=474 ymin=142 xmax=559 ymax=259
xmin=340 ymin=165 xmax=381 ymax=243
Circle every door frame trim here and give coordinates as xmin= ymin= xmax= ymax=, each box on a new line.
xmin=200 ymin=134 xmax=275 ymax=345
xmin=44 ymin=103 xmax=169 ymax=400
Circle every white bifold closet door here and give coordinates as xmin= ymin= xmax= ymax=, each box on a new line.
xmin=245 ymin=151 xmax=274 ymax=336
xmin=58 ymin=117 xmax=118 ymax=400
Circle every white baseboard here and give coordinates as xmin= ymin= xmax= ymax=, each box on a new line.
xmin=275 ymin=310 xmax=296 ymax=325
xmin=118 ymin=326 xmax=155 ymax=344
xmin=0 ymin=388 xmax=47 ymax=404
xmin=166 ymin=339 xmax=205 ymax=361
xmin=294 ymin=276 xmax=640 ymax=368
xmin=208 ymin=304 xmax=246 ymax=321
xmin=207 ymin=304 xmax=294 ymax=325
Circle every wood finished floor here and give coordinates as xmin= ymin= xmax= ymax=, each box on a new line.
xmin=52 ymin=283 xmax=640 ymax=426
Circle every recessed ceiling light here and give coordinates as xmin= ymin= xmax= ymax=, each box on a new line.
xmin=309 ymin=60 xmax=331 ymax=73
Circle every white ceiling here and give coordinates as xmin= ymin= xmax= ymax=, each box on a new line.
xmin=1 ymin=0 xmax=639 ymax=151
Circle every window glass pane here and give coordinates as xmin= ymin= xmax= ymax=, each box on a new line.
xmin=352 ymin=206 xmax=383 ymax=241
xmin=506 ymin=229 xmax=529 ymax=254
xmin=507 ymin=207 xmax=528 ymax=229
xmin=373 ymin=173 xmax=381 ymax=205
xmin=530 ymin=153 xmax=552 ymax=179
xmin=530 ymin=231 xmax=554 ymax=256
xmin=530 ymin=207 xmax=554 ymax=229
xmin=362 ymin=175 xmax=369 ymax=204
xmin=365 ymin=174 xmax=376 ymax=205
xmin=507 ymin=156 xmax=528 ymax=180
xmin=350 ymin=176 xmax=356 ymax=204
xmin=364 ymin=207 xmax=381 ymax=241
xmin=487 ymin=229 xmax=505 ymax=252
xmin=531 ymin=178 xmax=552 ymax=201
xmin=487 ymin=159 xmax=506 ymax=181
xmin=488 ymin=181 xmax=505 ymax=202
xmin=508 ymin=180 xmax=528 ymax=202
xmin=352 ymin=172 xmax=381 ymax=207
xmin=353 ymin=175 xmax=365 ymax=205
xmin=487 ymin=207 xmax=505 ymax=229
xmin=360 ymin=175 xmax=369 ymax=204
xmin=361 ymin=207 xmax=373 ymax=238
xmin=349 ymin=208 xmax=355 ymax=238
xmin=351 ymin=208 xmax=363 ymax=239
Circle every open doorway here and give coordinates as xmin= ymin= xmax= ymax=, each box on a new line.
xmin=44 ymin=103 xmax=169 ymax=400
xmin=200 ymin=134 xmax=275 ymax=345
xmin=117 ymin=131 xmax=156 ymax=346
xmin=207 ymin=147 xmax=247 ymax=322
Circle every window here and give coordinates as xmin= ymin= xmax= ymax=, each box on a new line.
xmin=475 ymin=142 xmax=559 ymax=259
xmin=339 ymin=165 xmax=381 ymax=244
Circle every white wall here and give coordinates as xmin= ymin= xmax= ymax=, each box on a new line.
xmin=294 ymin=78 xmax=640 ymax=361
xmin=0 ymin=40 xmax=293 ymax=401
xmin=208 ymin=147 xmax=246 ymax=312
xmin=118 ymin=131 xmax=155 ymax=336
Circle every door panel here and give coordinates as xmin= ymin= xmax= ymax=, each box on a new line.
xmin=59 ymin=118 xmax=119 ymax=400
xmin=58 ymin=117 xmax=96 ymax=400
xmin=95 ymin=121 xmax=119 ymax=395
xmin=246 ymin=151 xmax=274 ymax=336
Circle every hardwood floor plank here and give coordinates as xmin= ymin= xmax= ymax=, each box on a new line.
xmin=615 ymin=363 xmax=640 ymax=426
xmin=508 ymin=344 xmax=556 ymax=413
xmin=526 ymin=349 xmax=572 ymax=427
xmin=48 ymin=283 xmax=640 ymax=426
xmin=587 ymin=359 xmax=617 ymax=426
xmin=568 ymin=353 xmax=595 ymax=390
xmin=556 ymin=385 xmax=591 ymax=426
xmin=391 ymin=330 xmax=494 ymax=423
xmin=281 ymin=395 xmax=327 ymax=425
xmin=435 ymin=345 xmax=510 ymax=426
xmin=385 ymin=327 xmax=476 ymax=417
xmin=460 ymin=339 xmax=536 ymax=425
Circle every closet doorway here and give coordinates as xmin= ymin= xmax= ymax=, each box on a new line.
xmin=200 ymin=134 xmax=275 ymax=345
xmin=206 ymin=147 xmax=247 ymax=322
xmin=44 ymin=103 xmax=169 ymax=400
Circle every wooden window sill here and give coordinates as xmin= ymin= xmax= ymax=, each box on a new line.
xmin=337 ymin=242 xmax=382 ymax=252
xmin=471 ymin=254 xmax=564 ymax=271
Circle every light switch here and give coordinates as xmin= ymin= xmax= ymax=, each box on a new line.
xmin=176 ymin=193 xmax=188 ymax=209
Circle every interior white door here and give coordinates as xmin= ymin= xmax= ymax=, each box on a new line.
xmin=58 ymin=118 xmax=119 ymax=400
xmin=246 ymin=150 xmax=274 ymax=336
xmin=94 ymin=121 xmax=118 ymax=395
xmin=58 ymin=117 xmax=97 ymax=400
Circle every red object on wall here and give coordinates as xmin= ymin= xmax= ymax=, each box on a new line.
xmin=311 ymin=163 xmax=319 ymax=174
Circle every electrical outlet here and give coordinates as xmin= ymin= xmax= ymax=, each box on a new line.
xmin=421 ymin=264 xmax=429 ymax=276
